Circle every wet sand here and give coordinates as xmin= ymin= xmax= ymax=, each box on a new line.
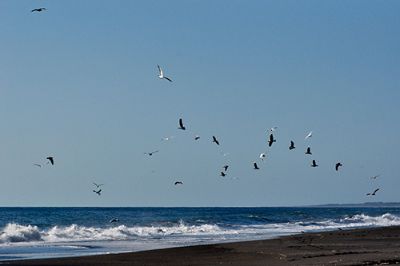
xmin=2 ymin=226 xmax=400 ymax=266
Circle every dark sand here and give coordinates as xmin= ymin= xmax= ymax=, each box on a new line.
xmin=3 ymin=226 xmax=400 ymax=266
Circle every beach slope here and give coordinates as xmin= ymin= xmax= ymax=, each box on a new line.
xmin=3 ymin=226 xmax=400 ymax=266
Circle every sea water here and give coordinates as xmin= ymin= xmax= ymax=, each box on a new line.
xmin=0 ymin=207 xmax=400 ymax=261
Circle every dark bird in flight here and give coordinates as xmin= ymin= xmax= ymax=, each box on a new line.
xmin=212 ymin=136 xmax=220 ymax=145
xmin=109 ymin=218 xmax=119 ymax=223
xmin=33 ymin=164 xmax=42 ymax=168
xmin=366 ymin=188 xmax=380 ymax=196
xmin=335 ymin=162 xmax=343 ymax=171
xmin=46 ymin=157 xmax=54 ymax=165
xmin=268 ymin=134 xmax=276 ymax=147
xmin=157 ymin=65 xmax=172 ymax=82
xmin=253 ymin=162 xmax=260 ymax=170
xmin=174 ymin=181 xmax=183 ymax=185
xmin=305 ymin=147 xmax=312 ymax=155
xmin=93 ymin=189 xmax=102 ymax=196
xmin=220 ymin=172 xmax=226 ymax=177
xmin=144 ymin=150 xmax=159 ymax=156
xmin=223 ymin=165 xmax=229 ymax=172
xmin=178 ymin=118 xmax=186 ymax=130
xmin=194 ymin=135 xmax=200 ymax=140
xmin=289 ymin=141 xmax=295 ymax=150
xmin=93 ymin=182 xmax=104 ymax=188
xmin=311 ymin=160 xmax=318 ymax=167
xmin=31 ymin=8 xmax=46 ymax=12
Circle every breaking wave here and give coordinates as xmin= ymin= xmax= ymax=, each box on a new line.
xmin=1 ymin=213 xmax=400 ymax=244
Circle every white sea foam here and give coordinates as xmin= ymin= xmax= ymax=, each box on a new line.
xmin=0 ymin=223 xmax=42 ymax=243
xmin=1 ymin=213 xmax=400 ymax=245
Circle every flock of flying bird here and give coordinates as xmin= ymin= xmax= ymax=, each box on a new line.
xmin=32 ymin=64 xmax=382 ymax=199
xmin=152 ymin=65 xmax=382 ymax=197
xmin=30 ymin=7 xmax=382 ymax=201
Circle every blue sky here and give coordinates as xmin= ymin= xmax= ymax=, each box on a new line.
xmin=0 ymin=0 xmax=399 ymax=206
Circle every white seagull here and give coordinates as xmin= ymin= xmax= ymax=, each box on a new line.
xmin=305 ymin=131 xmax=313 ymax=140
xmin=157 ymin=65 xmax=172 ymax=82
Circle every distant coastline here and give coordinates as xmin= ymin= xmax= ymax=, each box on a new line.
xmin=307 ymin=202 xmax=400 ymax=208
xmin=0 ymin=202 xmax=400 ymax=208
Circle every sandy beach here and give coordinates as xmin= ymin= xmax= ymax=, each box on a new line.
xmin=2 ymin=226 xmax=400 ymax=266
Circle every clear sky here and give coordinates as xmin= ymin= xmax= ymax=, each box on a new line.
xmin=0 ymin=0 xmax=399 ymax=207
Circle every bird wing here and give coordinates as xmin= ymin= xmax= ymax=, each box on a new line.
xmin=179 ymin=119 xmax=184 ymax=128
xmin=47 ymin=157 xmax=54 ymax=165
xmin=164 ymin=77 xmax=173 ymax=82
xmin=305 ymin=131 xmax=312 ymax=139
xmin=157 ymin=65 xmax=163 ymax=76
xmin=374 ymin=188 xmax=380 ymax=194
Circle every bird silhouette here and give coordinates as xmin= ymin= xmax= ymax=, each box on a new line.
xmin=93 ymin=182 xmax=104 ymax=188
xmin=335 ymin=162 xmax=343 ymax=171
xmin=194 ymin=135 xmax=200 ymax=140
xmin=178 ymin=118 xmax=186 ymax=130
xmin=31 ymin=8 xmax=46 ymax=12
xmin=253 ymin=162 xmax=260 ymax=170
xmin=305 ymin=131 xmax=313 ymax=140
xmin=33 ymin=163 xmax=42 ymax=168
xmin=157 ymin=65 xmax=172 ymax=82
xmin=223 ymin=165 xmax=229 ymax=172
xmin=174 ymin=181 xmax=183 ymax=185
xmin=260 ymin=153 xmax=266 ymax=160
xmin=370 ymin=175 xmax=380 ymax=180
xmin=46 ymin=157 xmax=54 ymax=165
xmin=212 ymin=136 xmax=220 ymax=145
xmin=305 ymin=147 xmax=312 ymax=155
xmin=109 ymin=218 xmax=119 ymax=223
xmin=289 ymin=141 xmax=295 ymax=150
xmin=367 ymin=188 xmax=380 ymax=196
xmin=93 ymin=189 xmax=102 ymax=196
xmin=311 ymin=160 xmax=318 ymax=167
xmin=220 ymin=172 xmax=226 ymax=177
xmin=268 ymin=134 xmax=276 ymax=147
xmin=144 ymin=150 xmax=159 ymax=156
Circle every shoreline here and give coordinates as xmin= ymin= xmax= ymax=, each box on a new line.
xmin=2 ymin=226 xmax=400 ymax=265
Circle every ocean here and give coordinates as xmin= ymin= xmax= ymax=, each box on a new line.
xmin=1 ymin=207 xmax=400 ymax=261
